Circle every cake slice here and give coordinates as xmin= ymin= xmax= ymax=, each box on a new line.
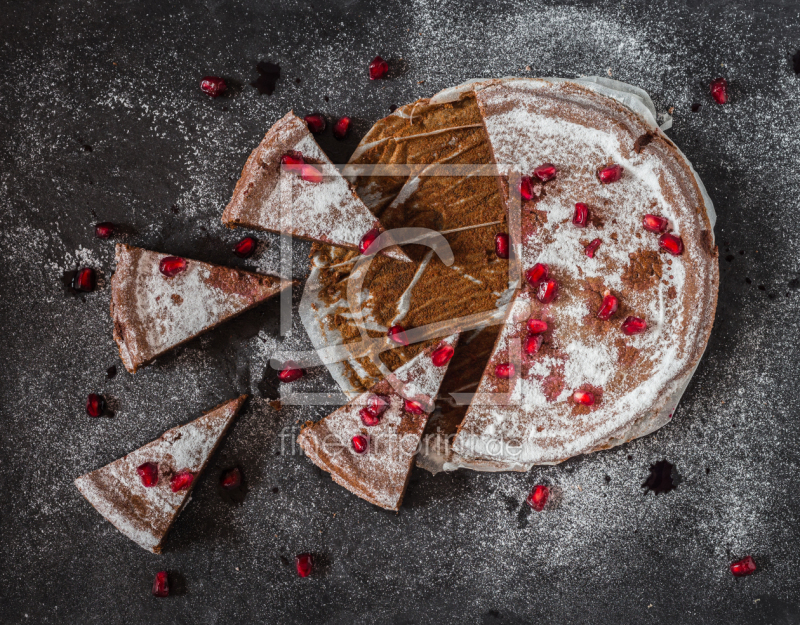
xmin=110 ymin=244 xmax=294 ymax=373
xmin=222 ymin=111 xmax=407 ymax=262
xmin=297 ymin=333 xmax=459 ymax=511
xmin=74 ymin=396 xmax=246 ymax=553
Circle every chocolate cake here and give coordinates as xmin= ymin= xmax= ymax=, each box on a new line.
xmin=222 ymin=111 xmax=407 ymax=262
xmin=74 ymin=396 xmax=246 ymax=553
xmin=110 ymin=244 xmax=293 ymax=373
xmin=297 ymin=334 xmax=459 ymax=511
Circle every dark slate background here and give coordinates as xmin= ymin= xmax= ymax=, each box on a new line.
xmin=2 ymin=0 xmax=799 ymax=623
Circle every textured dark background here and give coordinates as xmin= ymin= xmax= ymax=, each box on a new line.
xmin=2 ymin=0 xmax=800 ymax=623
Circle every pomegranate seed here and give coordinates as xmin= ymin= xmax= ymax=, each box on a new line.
xmin=136 ymin=462 xmax=159 ymax=488
xmin=300 ymin=163 xmax=323 ymax=184
xmin=526 ymin=484 xmax=550 ymax=511
xmin=369 ymin=55 xmax=389 ymax=80
xmin=359 ymin=227 xmax=381 ymax=255
xmin=279 ymin=364 xmax=304 ymax=383
xmin=518 ymin=175 xmax=534 ymax=201
xmin=536 ymin=279 xmax=558 ymax=304
xmin=525 ymin=263 xmax=549 ymax=286
xmin=333 ymin=116 xmax=351 ymax=140
xmin=659 ymin=233 xmax=684 ymax=256
xmin=360 ymin=407 xmax=381 ymax=427
xmin=388 ymin=324 xmax=409 ymax=346
xmin=170 ymin=471 xmax=194 ymax=493
xmin=159 ymin=257 xmax=187 ymax=277
xmin=95 ymin=222 xmax=114 ymax=238
xmin=221 ymin=467 xmax=242 ymax=490
xmin=573 ymin=390 xmax=594 ymax=405
xmin=597 ymin=291 xmax=618 ymax=320
xmin=533 ymin=163 xmax=557 ymax=182
xmin=526 ymin=319 xmax=548 ymax=334
xmin=710 ymin=77 xmax=728 ymax=104
xmin=296 ymin=553 xmax=313 ymax=578
xmin=152 ymin=571 xmax=169 ymax=597
xmin=303 ymin=113 xmax=326 ymax=134
xmin=730 ymin=556 xmax=756 ymax=577
xmin=597 ymin=164 xmax=623 ymax=184
xmin=525 ymin=334 xmax=544 ymax=355
xmin=621 ymin=316 xmax=647 ymax=335
xmin=495 ymin=233 xmax=510 ymax=259
xmin=233 ymin=236 xmax=257 ymax=258
xmin=431 ymin=344 xmax=455 ymax=367
xmin=367 ymin=394 xmax=389 ymax=417
xmin=281 ymin=151 xmax=305 ymax=172
xmin=495 ymin=363 xmax=515 ymax=379
xmin=642 ymin=214 xmax=669 ymax=233
xmin=352 ymin=435 xmax=369 ymax=454
xmin=86 ymin=393 xmax=105 ymax=417
xmin=200 ymin=76 xmax=227 ymax=98
xmin=72 ymin=267 xmax=96 ymax=292
xmin=573 ymin=202 xmax=589 ymax=227
xmin=404 ymin=399 xmax=425 ymax=415
xmin=585 ymin=238 xmax=602 ymax=258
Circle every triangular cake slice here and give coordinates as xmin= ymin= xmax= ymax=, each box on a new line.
xmin=297 ymin=333 xmax=459 ymax=511
xmin=222 ymin=111 xmax=408 ymax=262
xmin=74 ymin=396 xmax=246 ymax=553
xmin=111 ymin=244 xmax=294 ymax=373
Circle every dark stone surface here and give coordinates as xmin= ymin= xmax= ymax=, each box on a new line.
xmin=2 ymin=0 xmax=799 ymax=623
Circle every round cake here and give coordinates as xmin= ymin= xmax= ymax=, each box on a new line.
xmin=300 ymin=77 xmax=719 ymax=472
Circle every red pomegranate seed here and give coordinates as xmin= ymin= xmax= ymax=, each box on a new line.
xmin=659 ymin=233 xmax=684 ymax=256
xmin=730 ymin=556 xmax=756 ymax=577
xmin=369 ymin=55 xmax=389 ymax=80
xmin=367 ymin=394 xmax=389 ymax=417
xmin=95 ymin=222 xmax=114 ymax=238
xmin=136 ymin=462 xmax=159 ymax=488
xmin=526 ymin=484 xmax=550 ymax=511
xmin=642 ymin=214 xmax=669 ymax=233
xmin=170 ymin=471 xmax=194 ymax=493
xmin=296 ymin=553 xmax=313 ymax=578
xmin=597 ymin=291 xmax=618 ymax=320
xmin=233 ymin=236 xmax=257 ymax=258
xmin=597 ymin=164 xmax=623 ymax=184
xmin=86 ymin=393 xmax=105 ymax=417
xmin=525 ymin=334 xmax=544 ymax=355
xmin=388 ymin=324 xmax=409 ymax=346
xmin=279 ymin=364 xmax=304 ymax=383
xmin=621 ymin=316 xmax=647 ymax=335
xmin=526 ymin=319 xmax=548 ymax=334
xmin=333 ymin=116 xmax=351 ymax=140
xmin=495 ymin=233 xmax=510 ymax=259
xmin=573 ymin=202 xmax=589 ymax=227
xmin=518 ymin=175 xmax=534 ymax=201
xmin=359 ymin=227 xmax=380 ymax=255
xmin=352 ymin=435 xmax=369 ymax=454
xmin=533 ymin=163 xmax=557 ymax=182
xmin=221 ymin=467 xmax=242 ymax=490
xmin=281 ymin=151 xmax=305 ymax=172
xmin=573 ymin=390 xmax=595 ymax=406
xmin=710 ymin=77 xmax=728 ymax=104
xmin=304 ymin=113 xmax=326 ymax=134
xmin=159 ymin=257 xmax=187 ymax=277
xmin=152 ymin=571 xmax=169 ymax=597
xmin=431 ymin=343 xmax=455 ymax=367
xmin=404 ymin=399 xmax=425 ymax=415
xmin=200 ymin=76 xmax=227 ymax=98
xmin=300 ymin=164 xmax=323 ymax=184
xmin=585 ymin=238 xmax=602 ymax=258
xmin=360 ymin=407 xmax=381 ymax=427
xmin=495 ymin=363 xmax=515 ymax=379
xmin=536 ymin=279 xmax=558 ymax=304
xmin=72 ymin=267 xmax=96 ymax=292
xmin=525 ymin=263 xmax=549 ymax=286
